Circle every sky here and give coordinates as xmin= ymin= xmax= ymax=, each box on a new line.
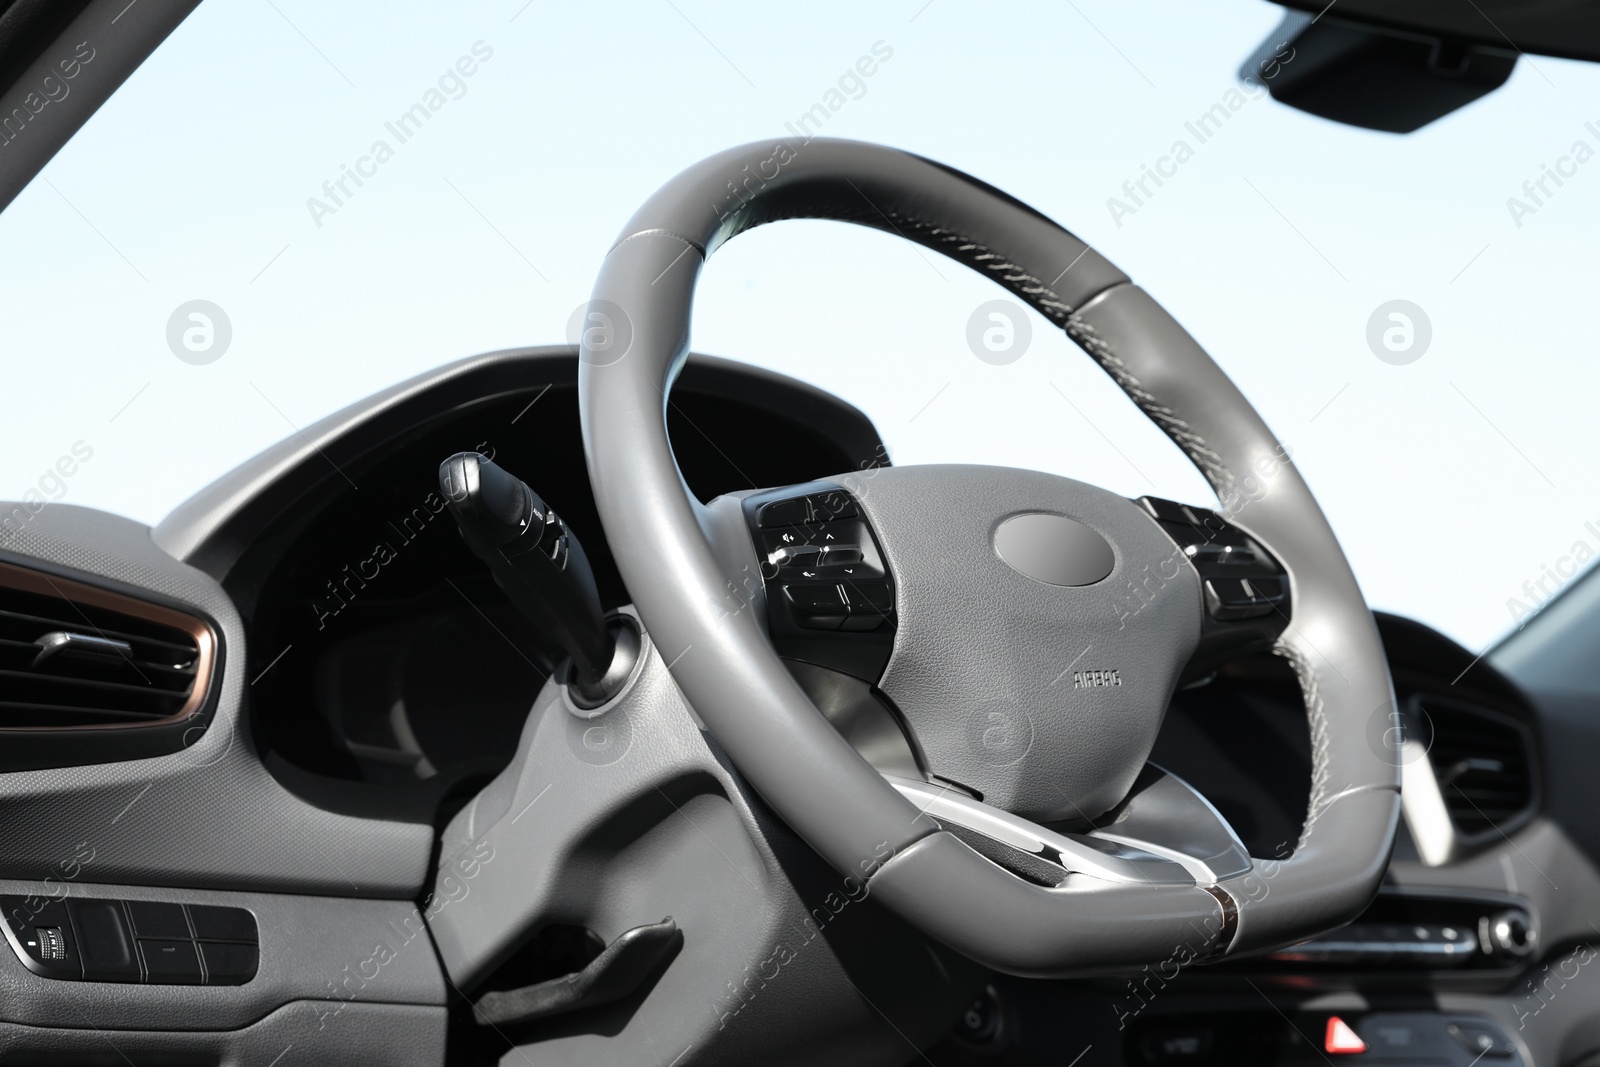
xmin=1 ymin=0 xmax=1598 ymax=654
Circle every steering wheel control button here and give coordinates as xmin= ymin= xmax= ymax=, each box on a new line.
xmin=757 ymin=497 xmax=810 ymax=528
xmin=756 ymin=490 xmax=859 ymax=529
xmin=1203 ymin=577 xmax=1283 ymax=620
xmin=809 ymin=490 xmax=858 ymax=521
xmin=1138 ymin=496 xmax=1193 ymax=524
xmin=843 ymin=581 xmax=893 ymax=612
xmin=992 ymin=512 xmax=1115 ymax=587
xmin=140 ymin=938 xmax=202 ymax=984
xmin=783 ymin=584 xmax=848 ymax=630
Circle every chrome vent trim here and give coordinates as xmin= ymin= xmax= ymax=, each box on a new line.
xmin=0 ymin=561 xmax=215 ymax=731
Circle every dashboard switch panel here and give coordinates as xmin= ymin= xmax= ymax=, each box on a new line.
xmin=2 ymin=896 xmax=258 ymax=985
xmin=1127 ymin=1012 xmax=1522 ymax=1065
xmin=3 ymin=898 xmax=80 ymax=979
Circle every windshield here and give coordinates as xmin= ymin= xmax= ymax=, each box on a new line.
xmin=2 ymin=1 xmax=1595 ymax=655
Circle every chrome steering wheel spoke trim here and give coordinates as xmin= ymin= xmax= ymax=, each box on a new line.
xmin=886 ymin=764 xmax=1252 ymax=889
xmin=884 ymin=775 xmax=1197 ymax=888
xmin=1083 ymin=764 xmax=1253 ymax=885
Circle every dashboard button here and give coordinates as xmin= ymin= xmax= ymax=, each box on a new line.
xmin=1324 ymin=1015 xmax=1367 ymax=1054
xmin=199 ymin=941 xmax=259 ymax=985
xmin=1449 ymin=1021 xmax=1515 ymax=1058
xmin=36 ymin=925 xmax=67 ymax=961
xmin=3 ymin=897 xmax=82 ymax=979
xmin=128 ymin=901 xmax=189 ymax=940
xmin=1139 ymin=1025 xmax=1213 ymax=1061
xmin=140 ymin=939 xmax=202 ymax=984
xmin=67 ymin=899 xmax=141 ymax=982
xmin=187 ymin=905 xmax=257 ymax=943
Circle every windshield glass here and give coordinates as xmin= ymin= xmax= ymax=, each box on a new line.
xmin=2 ymin=1 xmax=1595 ymax=655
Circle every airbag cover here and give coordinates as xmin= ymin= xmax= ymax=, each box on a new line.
xmin=848 ymin=465 xmax=1202 ymax=821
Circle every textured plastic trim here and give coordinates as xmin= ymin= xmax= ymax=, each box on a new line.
xmin=0 ymin=507 xmax=432 ymax=896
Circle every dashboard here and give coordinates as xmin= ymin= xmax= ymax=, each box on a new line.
xmin=0 ymin=345 xmax=1592 ymax=1065
xmin=192 ymin=347 xmax=1582 ymax=1066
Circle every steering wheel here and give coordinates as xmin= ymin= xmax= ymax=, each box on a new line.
xmin=578 ymin=138 xmax=1399 ymax=975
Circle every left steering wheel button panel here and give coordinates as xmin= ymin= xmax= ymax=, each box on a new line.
xmin=745 ymin=486 xmax=900 ymax=677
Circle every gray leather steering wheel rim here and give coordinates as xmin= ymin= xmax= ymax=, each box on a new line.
xmin=579 ymin=138 xmax=1399 ymax=976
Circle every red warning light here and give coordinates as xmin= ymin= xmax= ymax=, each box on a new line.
xmin=1325 ymin=1016 xmax=1367 ymax=1055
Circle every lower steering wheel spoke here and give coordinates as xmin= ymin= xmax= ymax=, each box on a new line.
xmin=885 ymin=764 xmax=1251 ymax=891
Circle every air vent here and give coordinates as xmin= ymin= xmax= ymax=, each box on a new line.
xmin=0 ymin=561 xmax=214 ymax=731
xmin=1412 ymin=694 xmax=1537 ymax=839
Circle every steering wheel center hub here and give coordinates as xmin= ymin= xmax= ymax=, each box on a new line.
xmin=848 ymin=464 xmax=1202 ymax=822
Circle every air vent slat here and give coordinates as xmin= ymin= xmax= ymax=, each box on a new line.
xmin=0 ymin=701 xmax=173 ymax=726
xmin=0 ymin=563 xmax=212 ymax=731
xmin=0 ymin=668 xmax=192 ymax=702
xmin=0 ymin=640 xmax=197 ymax=680
xmin=0 ymin=608 xmax=196 ymax=656
xmin=39 ymin=656 xmax=195 ymax=684
xmin=1414 ymin=694 xmax=1536 ymax=840
xmin=7 ymin=650 xmax=197 ymax=685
